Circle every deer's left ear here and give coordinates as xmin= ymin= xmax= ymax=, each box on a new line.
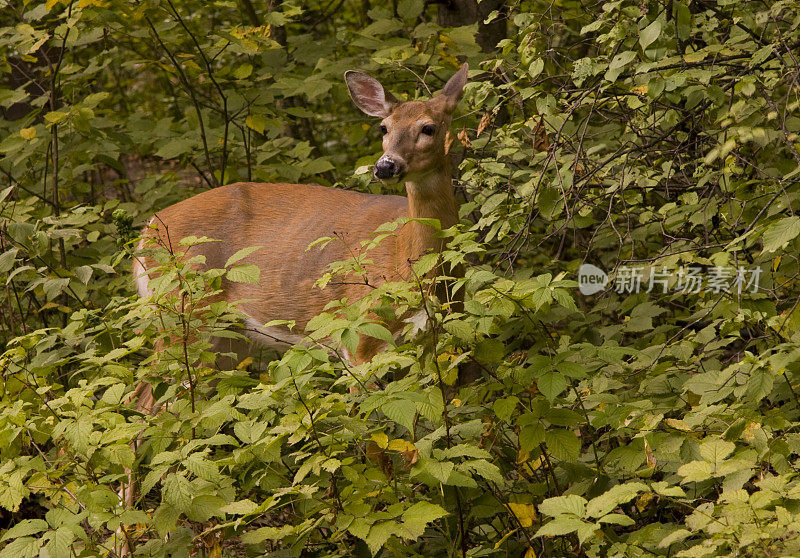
xmin=436 ymin=63 xmax=469 ymax=113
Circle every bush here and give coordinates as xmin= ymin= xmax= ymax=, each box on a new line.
xmin=2 ymin=0 xmax=800 ymax=556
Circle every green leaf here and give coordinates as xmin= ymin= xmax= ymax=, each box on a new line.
xmin=474 ymin=338 xmax=505 ymax=364
xmin=382 ymin=398 xmax=417 ymax=432
xmin=226 ymin=264 xmax=260 ymax=284
xmin=189 ymin=494 xmax=225 ymax=522
xmin=101 ymin=383 xmax=126 ymax=405
xmin=220 ymin=499 xmax=259 ymax=515
xmin=340 ymin=327 xmax=360 ymax=355
xmin=413 ymin=252 xmax=439 ymax=276
xmin=185 ymin=453 xmax=221 ymax=482
xmin=44 ymin=527 xmax=73 ymax=558
xmin=443 ymin=318 xmax=474 ymax=341
xmin=598 ymin=513 xmax=634 ymax=526
xmin=418 ymin=458 xmax=454 ymax=484
xmin=152 ymin=503 xmax=179 ymax=538
xmin=232 ymin=63 xmax=253 ymax=79
xmin=44 ymin=110 xmax=68 ymax=124
xmin=659 ymin=528 xmax=692 ymax=548
xmin=544 ymin=429 xmax=580 ymax=461
xmin=463 ymin=459 xmax=504 ymax=484
xmin=74 ymin=265 xmax=93 ymax=284
xmin=639 ymin=19 xmax=662 ymax=48
xmin=397 ymin=0 xmax=424 ymax=19
xmin=539 ymin=495 xmax=587 ymax=518
xmin=43 ymin=278 xmax=70 ymax=300
xmin=0 ymin=537 xmax=43 ymax=558
xmin=438 ymin=444 xmax=492 ymax=460
xmin=677 ymin=460 xmax=716 ymax=483
xmin=519 ymin=423 xmax=545 ymax=453
xmin=534 ymin=517 xmax=589 ymax=537
xmin=493 ymin=396 xmax=518 ymax=422
xmin=164 ymin=473 xmax=193 ymax=512
xmin=359 ymin=322 xmax=394 ymax=344
xmin=529 ymin=58 xmax=544 ymax=78
xmin=155 ymin=137 xmax=194 ymax=159
xmin=698 ymin=438 xmax=735 ymax=465
xmin=399 ymin=501 xmax=448 ymax=539
xmin=365 ymin=521 xmax=398 ymax=555
xmin=224 ymin=246 xmax=263 ymax=268
xmin=605 ymin=51 xmax=636 ymax=81
xmin=762 ymin=216 xmax=800 ymax=253
xmin=1 ymin=519 xmax=48 ymax=542
xmin=0 ymin=249 xmax=19 ymax=273
xmin=538 ymin=370 xmax=567 ymax=401
xmin=240 ymin=524 xmax=295 ymax=544
xmin=585 ymin=483 xmax=648 ymax=518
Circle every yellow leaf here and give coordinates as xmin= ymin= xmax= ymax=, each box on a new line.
xmin=44 ymin=110 xmax=68 ymax=125
xmin=493 ymin=528 xmax=518 ymax=549
xmin=508 ymin=502 xmax=537 ymax=527
xmin=524 ymin=455 xmax=545 ymax=471
xmin=644 ymin=438 xmax=656 ymax=468
xmin=46 ymin=0 xmax=60 ymax=10
xmin=525 ymin=547 xmax=537 ymax=558
xmin=370 ymin=431 xmax=388 ymax=449
xmin=743 ymin=422 xmax=761 ymax=441
xmin=636 ymin=492 xmax=657 ymax=513
xmin=246 ymin=114 xmax=266 ymax=134
xmin=451 ymin=398 xmax=462 ymax=407
xmin=20 ymin=127 xmax=36 ymax=140
xmin=236 ymin=357 xmax=253 ymax=370
xmin=684 ymin=50 xmax=708 ymax=63
xmin=387 ymin=439 xmax=415 ymax=452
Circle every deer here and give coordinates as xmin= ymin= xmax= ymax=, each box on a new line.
xmin=119 ymin=65 xmax=469 ymax=546
xmin=132 ymin=63 xmax=467 ymax=376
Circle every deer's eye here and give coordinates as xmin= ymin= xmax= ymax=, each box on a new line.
xmin=421 ymin=124 xmax=436 ymax=136
xmin=379 ymin=125 xmax=388 ymax=135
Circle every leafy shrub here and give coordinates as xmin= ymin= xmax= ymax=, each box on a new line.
xmin=2 ymin=0 xmax=800 ymax=557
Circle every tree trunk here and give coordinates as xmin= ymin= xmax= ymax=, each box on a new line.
xmin=437 ymin=0 xmax=506 ymax=53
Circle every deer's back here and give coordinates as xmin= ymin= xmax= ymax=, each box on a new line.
xmin=138 ymin=182 xmax=409 ymax=336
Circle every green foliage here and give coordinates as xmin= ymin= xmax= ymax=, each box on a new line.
xmin=2 ymin=0 xmax=800 ymax=557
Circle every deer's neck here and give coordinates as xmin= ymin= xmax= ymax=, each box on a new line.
xmin=401 ymin=167 xmax=458 ymax=265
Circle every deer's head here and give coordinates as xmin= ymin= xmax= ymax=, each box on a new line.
xmin=345 ymin=63 xmax=468 ymax=185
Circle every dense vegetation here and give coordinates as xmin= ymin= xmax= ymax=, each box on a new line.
xmin=2 ymin=0 xmax=800 ymax=556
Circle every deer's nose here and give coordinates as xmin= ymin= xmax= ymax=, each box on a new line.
xmin=374 ymin=158 xmax=398 ymax=179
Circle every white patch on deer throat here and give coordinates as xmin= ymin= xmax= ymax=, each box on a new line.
xmin=133 ymin=218 xmax=155 ymax=298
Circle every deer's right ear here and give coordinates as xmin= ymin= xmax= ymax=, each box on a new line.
xmin=345 ymin=71 xmax=398 ymax=118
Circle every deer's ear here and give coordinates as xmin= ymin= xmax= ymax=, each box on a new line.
xmin=345 ymin=71 xmax=399 ymax=118
xmin=436 ymin=62 xmax=469 ymax=113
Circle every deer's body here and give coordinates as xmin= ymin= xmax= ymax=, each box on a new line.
xmin=135 ymin=178 xmax=456 ymax=355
